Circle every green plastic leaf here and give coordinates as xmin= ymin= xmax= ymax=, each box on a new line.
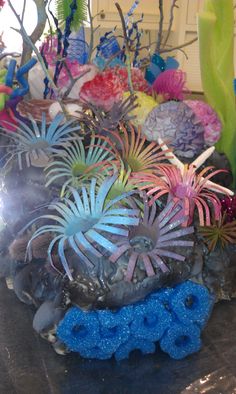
xmin=56 ymin=0 xmax=87 ymax=31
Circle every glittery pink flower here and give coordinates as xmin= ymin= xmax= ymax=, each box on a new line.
xmin=152 ymin=69 xmax=189 ymax=101
xmin=80 ymin=69 xmax=124 ymax=111
xmin=113 ymin=67 xmax=150 ymax=94
xmin=185 ymin=100 xmax=222 ymax=146
xmin=221 ymin=196 xmax=236 ymax=222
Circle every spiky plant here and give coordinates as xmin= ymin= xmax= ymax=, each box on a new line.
xmin=45 ymin=135 xmax=119 ymax=196
xmin=97 ymin=124 xmax=171 ymax=175
xmin=56 ymin=0 xmax=87 ymax=31
xmin=4 ymin=113 xmax=81 ymax=170
xmin=134 ymin=164 xmax=225 ymax=226
xmin=110 ymin=199 xmax=194 ymax=281
xmin=81 ymin=95 xmax=138 ymax=133
xmin=199 ymin=213 xmax=236 ymax=252
xmin=27 ymin=175 xmax=140 ymax=280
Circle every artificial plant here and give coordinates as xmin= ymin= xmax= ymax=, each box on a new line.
xmin=198 ymin=0 xmax=236 ymax=187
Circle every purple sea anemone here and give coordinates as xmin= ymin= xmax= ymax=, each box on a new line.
xmin=110 ymin=199 xmax=194 ymax=281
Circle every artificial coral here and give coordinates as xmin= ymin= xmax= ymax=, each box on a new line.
xmin=0 ymin=0 xmax=235 ymax=362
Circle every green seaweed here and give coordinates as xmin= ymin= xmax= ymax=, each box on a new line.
xmin=198 ymin=0 xmax=236 ymax=187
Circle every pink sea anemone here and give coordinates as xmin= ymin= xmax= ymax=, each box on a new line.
xmin=134 ymin=164 xmax=226 ymax=226
xmin=152 ymin=69 xmax=189 ymax=101
xmin=185 ymin=100 xmax=222 ymax=146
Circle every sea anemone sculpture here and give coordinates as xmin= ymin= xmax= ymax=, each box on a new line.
xmin=110 ymin=199 xmax=194 ymax=281
xmin=27 ymin=175 xmax=140 ymax=280
xmin=3 ymin=113 xmax=81 ymax=170
xmin=45 ymin=135 xmax=118 ymax=196
xmin=199 ymin=213 xmax=236 ymax=251
xmin=97 ymin=124 xmax=171 ymax=175
xmin=135 ymin=164 xmax=225 ymax=226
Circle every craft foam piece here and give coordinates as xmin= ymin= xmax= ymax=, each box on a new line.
xmin=115 ymin=338 xmax=156 ymax=361
xmin=57 ymin=281 xmax=214 ymax=361
xmin=170 ymin=281 xmax=214 ymax=328
xmin=130 ymin=298 xmax=172 ymax=341
xmin=56 ymin=307 xmax=100 ymax=352
xmin=159 ymin=322 xmax=202 ymax=360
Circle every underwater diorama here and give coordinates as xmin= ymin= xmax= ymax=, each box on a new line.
xmin=0 ymin=0 xmax=236 ymax=361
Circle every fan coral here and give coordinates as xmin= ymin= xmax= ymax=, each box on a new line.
xmin=142 ymin=101 xmax=205 ymax=158
xmin=135 ymin=164 xmax=226 ymax=226
xmin=80 ymin=69 xmax=124 ymax=111
xmin=152 ymin=69 xmax=189 ymax=101
xmin=4 ymin=113 xmax=81 ymax=170
xmin=123 ymin=92 xmax=157 ymax=126
xmin=45 ymin=136 xmax=118 ymax=196
xmin=199 ymin=213 xmax=236 ymax=251
xmin=185 ymin=100 xmax=222 ymax=146
xmin=98 ymin=124 xmax=171 ymax=174
xmin=27 ymin=175 xmax=140 ymax=280
xmin=110 ymin=200 xmax=194 ymax=281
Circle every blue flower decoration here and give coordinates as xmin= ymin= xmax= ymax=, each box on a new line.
xmin=170 ymin=281 xmax=214 ymax=328
xmin=130 ymin=298 xmax=172 ymax=341
xmin=145 ymin=54 xmax=179 ymax=85
xmin=160 ymin=322 xmax=201 ymax=360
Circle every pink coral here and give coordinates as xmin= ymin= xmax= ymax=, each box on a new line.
xmin=185 ymin=100 xmax=222 ymax=146
xmin=40 ymin=37 xmax=98 ymax=97
xmin=114 ymin=67 xmax=150 ymax=94
xmin=80 ymin=69 xmax=124 ymax=111
xmin=0 ymin=108 xmax=18 ymax=131
xmin=152 ymin=69 xmax=189 ymax=101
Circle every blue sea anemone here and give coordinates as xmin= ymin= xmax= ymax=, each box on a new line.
xmin=4 ymin=113 xmax=81 ymax=170
xmin=27 ymin=175 xmax=140 ymax=280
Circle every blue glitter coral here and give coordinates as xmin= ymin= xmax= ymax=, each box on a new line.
xmin=57 ymin=281 xmax=214 ymax=361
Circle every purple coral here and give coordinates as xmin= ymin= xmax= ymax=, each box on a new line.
xmin=142 ymin=101 xmax=205 ymax=158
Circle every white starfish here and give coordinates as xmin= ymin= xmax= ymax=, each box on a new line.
xmin=158 ymin=138 xmax=234 ymax=196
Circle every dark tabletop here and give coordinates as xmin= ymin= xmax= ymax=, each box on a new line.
xmin=0 ymin=279 xmax=236 ymax=394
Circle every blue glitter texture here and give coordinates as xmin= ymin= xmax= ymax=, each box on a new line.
xmin=57 ymin=281 xmax=214 ymax=360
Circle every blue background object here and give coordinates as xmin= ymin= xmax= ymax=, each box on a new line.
xmin=57 ymin=281 xmax=214 ymax=361
xmin=145 ymin=54 xmax=179 ymax=85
